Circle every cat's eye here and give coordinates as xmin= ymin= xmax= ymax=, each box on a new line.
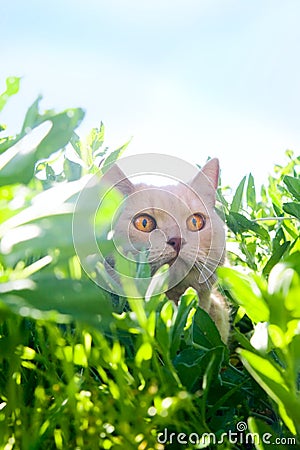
xmin=186 ymin=213 xmax=206 ymax=231
xmin=133 ymin=214 xmax=157 ymax=233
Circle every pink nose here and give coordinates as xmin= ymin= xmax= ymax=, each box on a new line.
xmin=167 ymin=237 xmax=185 ymax=254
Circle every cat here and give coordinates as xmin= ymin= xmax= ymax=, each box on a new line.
xmin=103 ymin=158 xmax=229 ymax=342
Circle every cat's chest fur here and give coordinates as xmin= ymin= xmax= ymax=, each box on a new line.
xmin=166 ymin=265 xmax=214 ymax=304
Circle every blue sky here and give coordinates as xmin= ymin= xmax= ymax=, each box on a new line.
xmin=2 ymin=0 xmax=300 ymax=188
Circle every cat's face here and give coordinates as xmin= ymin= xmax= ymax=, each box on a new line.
xmin=105 ymin=158 xmax=225 ymax=294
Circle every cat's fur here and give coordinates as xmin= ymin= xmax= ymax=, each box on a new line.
xmin=104 ymin=158 xmax=229 ymax=342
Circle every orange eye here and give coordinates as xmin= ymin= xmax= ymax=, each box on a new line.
xmin=186 ymin=213 xmax=206 ymax=231
xmin=133 ymin=214 xmax=157 ymax=233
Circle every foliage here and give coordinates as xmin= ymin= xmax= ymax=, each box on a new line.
xmin=0 ymin=77 xmax=299 ymax=449
xmin=217 ymin=159 xmax=300 ymax=443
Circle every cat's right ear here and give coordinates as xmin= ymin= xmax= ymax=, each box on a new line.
xmin=188 ymin=158 xmax=220 ymax=206
xmin=102 ymin=164 xmax=134 ymax=196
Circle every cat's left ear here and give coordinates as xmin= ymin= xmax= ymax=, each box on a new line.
xmin=199 ymin=158 xmax=220 ymax=189
xmin=102 ymin=163 xmax=135 ymax=196
xmin=189 ymin=158 xmax=220 ymax=204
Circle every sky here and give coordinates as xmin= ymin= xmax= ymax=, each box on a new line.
xmin=1 ymin=0 xmax=300 ymax=189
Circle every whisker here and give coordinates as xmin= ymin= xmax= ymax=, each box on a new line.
xmin=196 ymin=255 xmax=224 ymax=267
xmin=197 ymin=245 xmax=226 ymax=250
xmin=195 ymin=261 xmax=215 ymax=276
xmin=194 ymin=261 xmax=217 ymax=285
xmin=197 ymin=253 xmax=223 ymax=263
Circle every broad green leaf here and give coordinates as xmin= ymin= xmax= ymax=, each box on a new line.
xmin=230 ymin=176 xmax=246 ymax=212
xmin=0 ymin=176 xmax=89 ymax=236
xmin=233 ymin=328 xmax=258 ymax=351
xmin=160 ymin=300 xmax=175 ymax=328
xmin=218 ymin=267 xmax=269 ymax=323
xmin=0 ymin=76 xmax=21 ymax=112
xmin=170 ymin=288 xmax=197 ymax=358
xmin=283 ymin=175 xmax=300 ymax=201
xmin=0 ymin=217 xmax=75 ymax=267
xmin=229 ymin=212 xmax=270 ymax=241
xmin=246 ymin=173 xmax=256 ymax=209
xmin=192 ymin=307 xmax=225 ymax=349
xmin=174 ymin=346 xmax=224 ymax=392
xmin=283 ymin=201 xmax=300 ymax=220
xmin=285 ymin=287 xmax=300 ymax=318
xmin=268 ymin=263 xmax=296 ymax=296
xmin=155 ymin=305 xmax=172 ymax=354
xmin=225 ymin=213 xmax=239 ymax=234
xmin=35 ymin=108 xmax=85 ymax=160
xmin=0 ymin=179 xmax=115 ymax=267
xmin=239 ymin=349 xmax=300 ymax=435
xmin=272 ymin=227 xmax=286 ymax=251
xmin=135 ymin=342 xmax=153 ymax=366
xmin=0 ymin=99 xmax=54 ymax=155
xmin=63 ymin=157 xmax=82 ymax=181
xmin=45 ymin=163 xmax=55 ymax=181
xmin=202 ymin=346 xmax=224 ymax=393
xmin=262 ymin=241 xmax=290 ymax=276
xmin=0 ymin=275 xmax=113 ymax=329
xmin=268 ymin=324 xmax=286 ymax=349
xmin=289 ymin=334 xmax=300 ymax=383
xmin=173 ymin=347 xmax=207 ymax=391
xmin=70 ymin=131 xmax=82 ymax=158
xmin=282 ymin=260 xmax=300 ymax=318
xmin=73 ymin=344 xmax=88 ymax=367
xmin=268 ymin=176 xmax=284 ymax=208
xmin=21 ymin=96 xmax=43 ymax=133
xmin=282 ymin=218 xmax=299 ymax=240
xmin=0 ymin=121 xmax=52 ymax=173
xmin=101 ymin=139 xmax=132 ymax=173
xmin=0 ymin=108 xmax=84 ymax=186
xmin=285 ymin=251 xmax=300 ymax=274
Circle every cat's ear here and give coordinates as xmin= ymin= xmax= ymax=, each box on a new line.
xmin=102 ymin=164 xmax=134 ymax=196
xmin=189 ymin=158 xmax=220 ymax=204
xmin=199 ymin=158 xmax=220 ymax=189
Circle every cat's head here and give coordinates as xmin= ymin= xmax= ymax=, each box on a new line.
xmin=103 ymin=158 xmax=225 ymax=293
